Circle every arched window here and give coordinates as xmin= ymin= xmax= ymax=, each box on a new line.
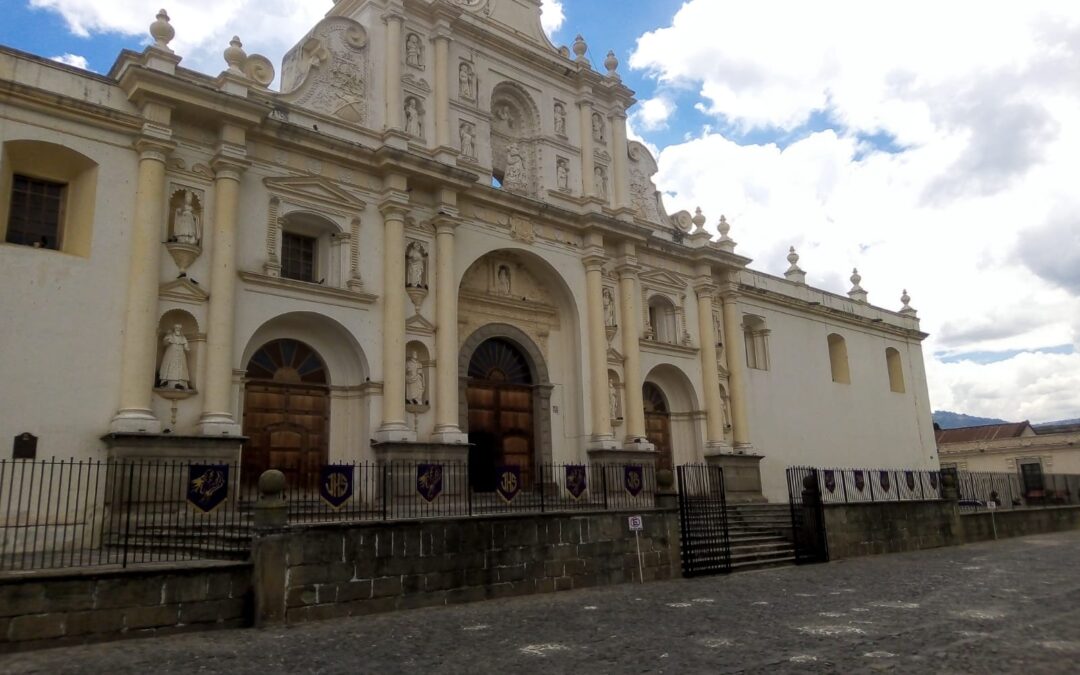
xmin=828 ymin=333 xmax=851 ymax=384
xmin=886 ymin=347 xmax=905 ymax=393
xmin=648 ymin=295 xmax=678 ymax=345
xmin=743 ymin=315 xmax=770 ymax=371
xmin=279 ymin=212 xmax=342 ymax=285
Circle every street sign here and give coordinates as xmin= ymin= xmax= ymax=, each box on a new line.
xmin=628 ymin=515 xmax=644 ymax=531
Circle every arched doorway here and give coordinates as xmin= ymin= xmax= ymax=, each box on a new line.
xmin=467 ymin=338 xmax=535 ymax=491
xmin=242 ymin=339 xmax=329 ymax=488
xmin=643 ymin=382 xmax=673 ymax=472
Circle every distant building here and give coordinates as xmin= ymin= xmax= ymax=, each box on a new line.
xmin=938 ymin=422 xmax=1080 ymax=489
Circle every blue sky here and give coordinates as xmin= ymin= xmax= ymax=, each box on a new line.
xmin=2 ymin=0 xmax=1079 ymax=423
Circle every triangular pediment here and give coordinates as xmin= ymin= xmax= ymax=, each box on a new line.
xmin=263 ymin=176 xmax=367 ymax=210
xmin=406 ymin=313 xmax=436 ymax=336
xmin=607 ymin=346 xmax=625 ymax=366
xmin=159 ymin=278 xmax=209 ymax=304
xmin=639 ymin=269 xmax=688 ymax=291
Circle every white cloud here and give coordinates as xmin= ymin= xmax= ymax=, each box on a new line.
xmin=631 ymin=96 xmax=675 ymax=132
xmin=541 ymin=0 xmax=565 ymax=36
xmin=50 ymin=53 xmax=88 ymax=70
xmin=631 ymin=0 xmax=1080 ymax=422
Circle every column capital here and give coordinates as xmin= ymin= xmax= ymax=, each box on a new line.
xmin=134 ymin=137 xmax=175 ymax=163
xmin=582 ymin=250 xmax=607 ymax=272
xmin=614 ymin=256 xmax=640 ymax=277
xmin=379 ymin=191 xmax=411 ymax=220
xmin=433 ymin=215 xmax=463 ymax=235
xmin=382 ymin=10 xmax=406 ymax=25
xmin=211 ymin=156 xmax=249 ymax=182
xmin=719 ymin=281 xmax=741 ymax=300
xmin=693 ymin=277 xmax=718 ymax=298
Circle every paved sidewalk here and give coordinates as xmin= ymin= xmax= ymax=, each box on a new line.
xmin=4 ymin=531 xmax=1080 ymax=674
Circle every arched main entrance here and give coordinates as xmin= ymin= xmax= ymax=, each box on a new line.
xmin=643 ymin=382 xmax=674 ymax=472
xmin=466 ymin=338 xmax=535 ymax=491
xmin=242 ymin=339 xmax=329 ymax=488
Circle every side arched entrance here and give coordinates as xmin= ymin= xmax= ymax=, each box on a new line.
xmin=242 ymin=339 xmax=329 ymax=488
xmin=643 ymin=382 xmax=674 ymax=472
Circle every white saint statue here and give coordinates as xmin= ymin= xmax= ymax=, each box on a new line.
xmin=594 ymin=167 xmax=607 ymax=198
xmin=497 ymin=265 xmax=511 ymax=295
xmin=556 ymin=160 xmax=570 ymax=190
xmin=603 ymin=288 xmax=616 ymax=327
xmin=504 ymin=144 xmax=527 ymax=192
xmin=405 ymin=351 xmax=425 ymax=404
xmin=406 ymin=34 xmax=423 ymax=68
xmin=458 ymin=63 xmax=474 ymax=100
xmin=592 ymin=114 xmax=605 ymax=143
xmin=406 ymin=244 xmax=425 ymax=288
xmin=159 ymin=325 xmax=191 ymax=390
xmin=554 ymin=103 xmax=567 ymax=135
xmin=405 ymin=99 xmax=423 ymax=138
xmin=609 ymin=380 xmax=621 ymax=420
xmin=173 ymin=191 xmax=199 ymax=245
xmin=460 ymin=123 xmax=476 ymax=158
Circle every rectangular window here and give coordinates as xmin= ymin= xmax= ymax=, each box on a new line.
xmin=6 ymin=175 xmax=65 ymax=250
xmin=1020 ymin=462 xmax=1044 ymax=495
xmin=281 ymin=232 xmax=317 ymax=283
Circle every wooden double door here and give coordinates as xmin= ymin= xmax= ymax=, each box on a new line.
xmin=241 ymin=340 xmax=330 ymax=489
xmin=643 ymin=383 xmax=674 ymax=472
xmin=466 ymin=338 xmax=535 ymax=491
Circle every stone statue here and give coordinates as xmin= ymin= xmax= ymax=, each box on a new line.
xmin=497 ymin=265 xmax=511 ymax=295
xmin=158 ymin=325 xmax=191 ymax=390
xmin=609 ymin=379 xmax=621 ymax=419
xmin=603 ymin=287 xmax=616 ymax=327
xmin=554 ymin=102 xmax=566 ymax=135
xmin=504 ymin=143 xmax=527 ymax=192
xmin=406 ymin=243 xmax=426 ymax=288
xmin=173 ymin=191 xmax=199 ymax=245
xmin=405 ymin=351 xmax=425 ymax=404
xmin=594 ymin=166 xmax=607 ymax=198
xmin=556 ymin=159 xmax=570 ymax=190
xmin=495 ymin=104 xmax=514 ymax=132
xmin=405 ymin=33 xmax=423 ymax=68
xmin=592 ymin=113 xmax=605 ymax=143
xmin=405 ymin=98 xmax=423 ymax=138
xmin=459 ymin=122 xmax=476 ymax=158
xmin=458 ymin=62 xmax=474 ymax=100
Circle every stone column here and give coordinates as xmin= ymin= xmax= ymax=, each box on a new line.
xmin=695 ymin=268 xmax=728 ymax=452
xmin=384 ymin=11 xmax=404 ymax=133
xmin=579 ymin=101 xmax=595 ymax=197
xmin=110 ymin=132 xmax=174 ymax=434
xmin=198 ymin=135 xmax=248 ymax=437
xmin=432 ymin=212 xmax=467 ymax=445
xmin=433 ymin=28 xmax=452 ymax=153
xmin=583 ymin=235 xmax=616 ymax=448
xmin=611 ymin=113 xmax=632 ymax=212
xmin=376 ymin=187 xmax=414 ymax=442
xmin=720 ymin=284 xmax=754 ymax=452
xmin=616 ymin=246 xmax=651 ymax=450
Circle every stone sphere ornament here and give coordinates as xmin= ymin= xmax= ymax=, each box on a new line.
xmin=150 ymin=9 xmax=175 ymax=51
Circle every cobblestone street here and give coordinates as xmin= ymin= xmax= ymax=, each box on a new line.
xmin=4 ymin=531 xmax=1080 ymax=674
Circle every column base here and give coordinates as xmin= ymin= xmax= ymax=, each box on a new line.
xmin=733 ymin=442 xmax=756 ymax=456
xmin=374 ymin=425 xmax=417 ymax=444
xmin=586 ymin=435 xmax=619 ymax=451
xmin=430 ymin=427 xmax=470 ymax=445
xmin=623 ymin=438 xmax=656 ymax=453
xmin=109 ymin=409 xmax=162 ymax=435
xmin=704 ymin=452 xmax=766 ymax=503
xmin=705 ymin=440 xmax=734 ymax=454
xmin=197 ymin=413 xmax=243 ymax=437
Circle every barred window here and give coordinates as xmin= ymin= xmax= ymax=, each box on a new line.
xmin=6 ymin=175 xmax=65 ymax=250
xmin=281 ymin=232 xmax=316 ymax=283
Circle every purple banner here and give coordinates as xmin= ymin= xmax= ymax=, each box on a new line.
xmin=624 ymin=465 xmax=644 ymax=497
xmin=496 ymin=465 xmax=522 ymax=503
xmin=566 ymin=465 xmax=587 ymax=500
xmin=416 ymin=464 xmax=444 ymax=503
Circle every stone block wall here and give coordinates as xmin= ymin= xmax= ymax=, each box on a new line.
xmin=256 ymin=509 xmax=680 ymax=625
xmin=960 ymin=506 xmax=1080 ymax=543
xmin=0 ymin=561 xmax=252 ymax=652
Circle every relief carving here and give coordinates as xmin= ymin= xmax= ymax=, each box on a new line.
xmin=280 ymin=18 xmax=370 ymax=125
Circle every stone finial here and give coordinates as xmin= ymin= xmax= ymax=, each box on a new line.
xmin=224 ymin=36 xmax=247 ymax=75
xmin=604 ymin=50 xmax=620 ymax=78
xmin=848 ymin=268 xmax=868 ymax=303
xmin=899 ymin=289 xmax=917 ymax=316
xmin=692 ymin=207 xmax=707 ymax=233
xmin=573 ymin=35 xmax=589 ymax=66
xmin=717 ymin=215 xmax=737 ymax=253
xmin=150 ymin=9 xmax=175 ymax=52
xmin=785 ymin=246 xmax=806 ymax=284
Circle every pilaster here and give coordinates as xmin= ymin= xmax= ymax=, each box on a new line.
xmin=375 ymin=187 xmax=415 ymax=443
xmin=615 ymin=246 xmax=651 ymax=450
xmin=720 ymin=283 xmax=754 ymax=454
xmin=583 ymin=235 xmax=616 ymax=449
xmin=431 ymin=207 xmax=468 ymax=445
xmin=694 ymin=267 xmax=728 ymax=452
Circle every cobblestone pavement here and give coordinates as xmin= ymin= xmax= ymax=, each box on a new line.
xmin=5 ymin=531 xmax=1080 ymax=674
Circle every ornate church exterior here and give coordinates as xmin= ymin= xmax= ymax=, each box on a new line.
xmin=0 ymin=0 xmax=937 ymax=501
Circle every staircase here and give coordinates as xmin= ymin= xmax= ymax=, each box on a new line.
xmin=724 ymin=503 xmax=796 ymax=571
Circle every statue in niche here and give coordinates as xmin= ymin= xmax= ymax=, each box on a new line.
xmin=603 ymin=287 xmax=616 ymax=327
xmin=405 ymin=351 xmax=425 ymax=404
xmin=556 ymin=158 xmax=570 ymax=191
xmin=495 ymin=104 xmax=514 ymax=132
xmin=459 ymin=122 xmax=476 ymax=158
xmin=158 ymin=325 xmax=191 ymax=390
xmin=405 ymin=33 xmax=424 ymax=68
xmin=172 ymin=190 xmax=200 ymax=245
xmin=497 ymin=265 xmax=512 ymax=295
xmin=406 ymin=243 xmax=426 ymax=288
xmin=405 ymin=97 xmax=423 ymax=138
xmin=609 ymin=379 xmax=621 ymax=420
xmin=458 ymin=62 xmax=475 ymax=100
xmin=592 ymin=113 xmax=605 ymax=143
xmin=554 ymin=102 xmax=567 ymax=135
xmin=504 ymin=143 xmax=528 ymax=192
xmin=594 ymin=166 xmax=608 ymax=199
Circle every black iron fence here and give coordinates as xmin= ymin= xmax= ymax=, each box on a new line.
xmin=789 ymin=466 xmax=943 ymax=504
xmin=0 ymin=458 xmax=658 ymax=572
xmin=676 ymin=464 xmax=731 ymax=576
xmin=952 ymin=470 xmax=1080 ymax=512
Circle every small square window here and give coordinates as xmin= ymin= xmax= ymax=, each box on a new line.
xmin=281 ymin=232 xmax=316 ymax=283
xmin=6 ymin=175 xmax=65 ymax=250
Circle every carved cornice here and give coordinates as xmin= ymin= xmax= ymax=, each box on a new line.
xmin=239 ymin=271 xmax=377 ymax=308
xmin=639 ymin=339 xmax=699 ymax=358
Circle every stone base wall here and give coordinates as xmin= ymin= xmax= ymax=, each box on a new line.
xmin=823 ymin=502 xmax=1080 ymax=560
xmin=0 ymin=562 xmax=252 ymax=653
xmin=255 ymin=509 xmax=680 ymax=625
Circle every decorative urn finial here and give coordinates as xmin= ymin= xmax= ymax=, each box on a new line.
xmin=604 ymin=50 xmax=620 ymax=78
xmin=150 ymin=9 xmax=175 ymax=52
xmin=573 ymin=35 xmax=589 ymax=65
xmin=900 ymin=289 xmax=917 ymax=316
xmin=692 ymin=207 xmax=706 ymax=233
xmin=784 ymin=246 xmax=807 ymax=284
xmin=224 ymin=36 xmax=247 ymax=75
xmin=848 ymin=268 xmax=868 ymax=303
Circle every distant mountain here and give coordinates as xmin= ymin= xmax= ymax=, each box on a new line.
xmin=933 ymin=411 xmax=1010 ymax=429
xmin=1034 ymin=419 xmax=1080 ymax=433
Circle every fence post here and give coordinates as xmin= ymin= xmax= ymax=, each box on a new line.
xmin=601 ymin=465 xmax=609 ymax=510
xmin=122 ymin=462 xmax=135 ymax=569
xmin=382 ymin=462 xmax=390 ymax=521
xmin=538 ymin=464 xmax=546 ymax=513
xmin=252 ymin=470 xmax=289 ymax=627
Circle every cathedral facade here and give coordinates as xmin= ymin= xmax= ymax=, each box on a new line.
xmin=0 ymin=0 xmax=937 ymax=501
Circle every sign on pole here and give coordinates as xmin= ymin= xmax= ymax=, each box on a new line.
xmin=629 ymin=515 xmax=645 ymax=583
xmin=628 ymin=515 xmax=644 ymax=531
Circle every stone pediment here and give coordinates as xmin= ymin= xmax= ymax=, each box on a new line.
xmin=278 ymin=16 xmax=371 ymax=126
xmin=406 ymin=313 xmax=436 ymax=337
xmin=263 ymin=176 xmax=367 ymax=211
xmin=159 ymin=278 xmax=209 ymax=305
xmin=607 ymin=345 xmax=625 ymax=366
xmin=639 ymin=268 xmax=688 ymax=291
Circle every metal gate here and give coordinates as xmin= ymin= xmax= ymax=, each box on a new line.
xmin=676 ymin=464 xmax=732 ymax=577
xmin=786 ymin=467 xmax=829 ymax=564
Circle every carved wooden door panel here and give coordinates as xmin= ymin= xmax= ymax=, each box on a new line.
xmin=643 ymin=383 xmax=673 ymax=472
xmin=466 ymin=382 xmax=535 ymax=489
